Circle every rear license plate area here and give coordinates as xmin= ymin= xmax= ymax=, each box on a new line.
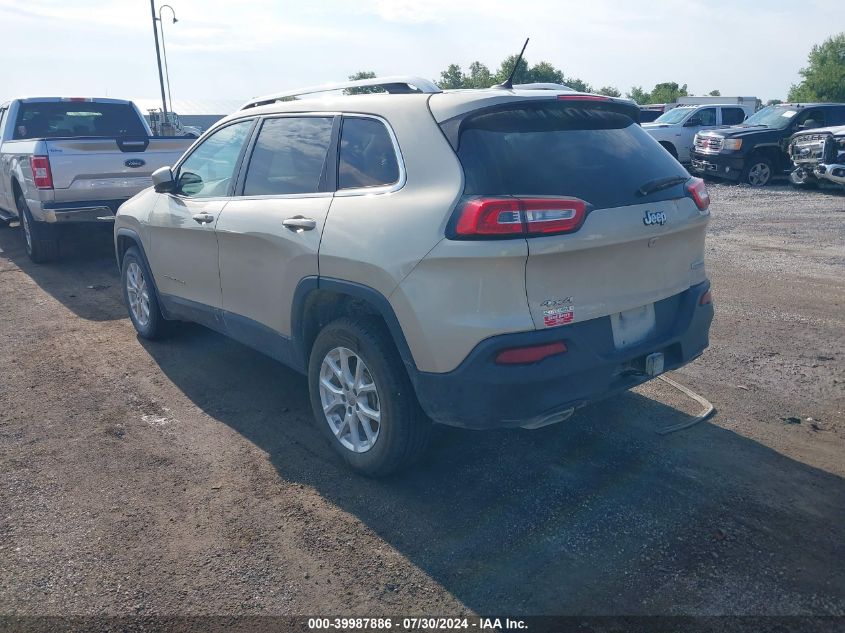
xmin=611 ymin=303 xmax=656 ymax=350
xmin=616 ymin=351 xmax=665 ymax=378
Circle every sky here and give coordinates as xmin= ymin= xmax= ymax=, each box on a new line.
xmin=1 ymin=0 xmax=843 ymax=108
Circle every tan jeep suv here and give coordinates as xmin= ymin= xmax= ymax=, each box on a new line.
xmin=114 ymin=76 xmax=714 ymax=476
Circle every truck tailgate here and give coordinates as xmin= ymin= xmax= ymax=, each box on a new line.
xmin=45 ymin=137 xmax=192 ymax=202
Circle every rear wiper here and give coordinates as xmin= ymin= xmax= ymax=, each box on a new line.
xmin=636 ymin=175 xmax=688 ymax=197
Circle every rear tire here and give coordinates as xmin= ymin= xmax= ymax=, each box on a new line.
xmin=308 ymin=316 xmax=432 ymax=477
xmin=121 ymin=246 xmax=172 ymax=340
xmin=742 ymin=155 xmax=773 ymax=186
xmin=17 ymin=194 xmax=59 ymax=263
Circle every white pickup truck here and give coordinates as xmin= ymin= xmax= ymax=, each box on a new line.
xmin=0 ymin=97 xmax=194 ymax=262
xmin=643 ymin=103 xmax=755 ymax=164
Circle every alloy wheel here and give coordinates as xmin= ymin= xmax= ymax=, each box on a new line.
xmin=748 ymin=162 xmax=771 ymax=186
xmin=318 ymin=347 xmax=381 ymax=453
xmin=125 ymin=261 xmax=151 ymax=327
xmin=20 ymin=210 xmax=32 ymax=252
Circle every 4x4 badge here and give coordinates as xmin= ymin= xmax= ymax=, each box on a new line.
xmin=643 ymin=210 xmax=667 ymax=226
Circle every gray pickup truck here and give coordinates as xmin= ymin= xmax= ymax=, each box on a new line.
xmin=0 ymin=97 xmax=193 ymax=262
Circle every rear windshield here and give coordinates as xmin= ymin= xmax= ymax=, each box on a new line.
xmin=13 ymin=102 xmax=147 ymax=140
xmin=452 ymin=103 xmax=689 ymax=209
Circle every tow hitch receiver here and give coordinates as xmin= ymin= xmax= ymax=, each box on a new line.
xmin=645 ymin=352 xmax=665 ymax=377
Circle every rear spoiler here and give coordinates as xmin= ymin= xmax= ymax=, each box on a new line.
xmin=437 ymin=95 xmax=641 ymax=150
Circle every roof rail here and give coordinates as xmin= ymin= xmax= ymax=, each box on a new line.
xmin=513 ymin=83 xmax=576 ymax=92
xmin=241 ymin=76 xmax=441 ymax=110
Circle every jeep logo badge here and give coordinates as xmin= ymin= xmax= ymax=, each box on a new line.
xmin=124 ymin=158 xmax=146 ymax=168
xmin=643 ymin=210 xmax=667 ymax=226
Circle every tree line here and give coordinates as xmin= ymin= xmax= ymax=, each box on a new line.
xmin=349 ymin=31 xmax=844 ymax=105
xmin=348 ymin=60 xmax=717 ymax=104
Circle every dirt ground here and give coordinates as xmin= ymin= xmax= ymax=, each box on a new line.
xmin=0 ymin=184 xmax=843 ymax=618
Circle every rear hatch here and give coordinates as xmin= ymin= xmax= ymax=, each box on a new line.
xmin=439 ymin=96 xmax=710 ymax=339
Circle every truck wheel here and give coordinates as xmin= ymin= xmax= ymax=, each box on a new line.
xmin=308 ymin=316 xmax=432 ymax=477
xmin=659 ymin=142 xmax=679 ymax=160
xmin=17 ymin=194 xmax=59 ymax=263
xmin=121 ymin=246 xmax=172 ymax=340
xmin=742 ymin=156 xmax=773 ymax=186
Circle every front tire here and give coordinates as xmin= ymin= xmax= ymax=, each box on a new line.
xmin=121 ymin=246 xmax=171 ymax=339
xmin=17 ymin=194 xmax=59 ymax=263
xmin=308 ymin=317 xmax=431 ymax=477
xmin=660 ymin=142 xmax=679 ymax=161
xmin=742 ymin=155 xmax=773 ymax=186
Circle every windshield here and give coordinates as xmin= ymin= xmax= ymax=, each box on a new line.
xmin=743 ymin=106 xmax=799 ymax=129
xmin=653 ymin=107 xmax=694 ymax=125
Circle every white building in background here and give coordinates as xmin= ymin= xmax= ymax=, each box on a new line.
xmin=132 ymin=98 xmax=245 ymax=134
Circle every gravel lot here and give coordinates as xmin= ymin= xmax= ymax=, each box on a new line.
xmin=0 ymin=183 xmax=843 ymax=617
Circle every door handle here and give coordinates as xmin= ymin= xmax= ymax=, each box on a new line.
xmin=192 ymin=212 xmax=214 ymax=224
xmin=283 ymin=216 xmax=317 ymax=232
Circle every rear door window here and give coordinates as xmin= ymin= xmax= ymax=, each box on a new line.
xmin=338 ymin=117 xmax=400 ymax=189
xmin=13 ymin=101 xmax=147 ymax=139
xmin=243 ymin=117 xmax=334 ymax=196
xmin=823 ymin=107 xmax=845 ymax=126
xmin=451 ymin=103 xmax=689 ymax=209
xmin=721 ymin=107 xmax=746 ymax=125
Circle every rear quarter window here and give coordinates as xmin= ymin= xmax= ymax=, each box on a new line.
xmin=338 ymin=117 xmax=400 ymax=190
xmin=452 ymin=103 xmax=689 ymax=209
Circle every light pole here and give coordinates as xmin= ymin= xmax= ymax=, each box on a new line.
xmin=148 ymin=0 xmax=168 ymax=116
xmin=156 ymin=4 xmax=178 ymax=113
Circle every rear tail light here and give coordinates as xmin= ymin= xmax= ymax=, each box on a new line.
xmin=699 ymin=289 xmax=713 ymax=306
xmin=686 ymin=177 xmax=710 ymax=211
xmin=453 ymin=197 xmax=587 ymax=238
xmin=29 ymin=156 xmax=53 ymax=190
xmin=496 ymin=341 xmax=568 ymax=365
xmin=455 ymin=198 xmax=522 ymax=236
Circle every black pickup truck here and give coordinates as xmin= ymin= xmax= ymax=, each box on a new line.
xmin=690 ymin=102 xmax=845 ymax=186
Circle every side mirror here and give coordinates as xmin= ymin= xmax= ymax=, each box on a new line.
xmin=799 ymin=119 xmax=820 ymax=130
xmin=177 ymin=171 xmax=204 ymax=197
xmin=152 ymin=166 xmax=175 ymax=193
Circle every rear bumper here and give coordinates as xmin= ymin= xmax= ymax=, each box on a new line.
xmin=39 ymin=199 xmax=127 ymax=223
xmin=412 ymin=281 xmax=713 ymax=429
xmin=690 ymin=153 xmax=744 ymax=180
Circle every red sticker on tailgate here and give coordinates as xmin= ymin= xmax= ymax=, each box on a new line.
xmin=543 ymin=307 xmax=574 ymax=327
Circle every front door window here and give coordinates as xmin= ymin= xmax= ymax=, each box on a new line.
xmin=177 ymin=119 xmax=254 ymax=198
